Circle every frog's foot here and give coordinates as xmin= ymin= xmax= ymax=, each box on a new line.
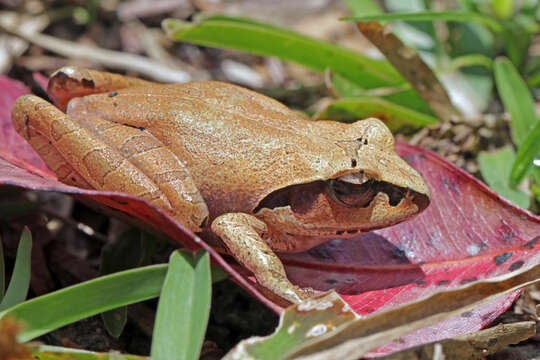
xmin=48 ymin=66 xmax=152 ymax=111
xmin=263 ymin=270 xmax=315 ymax=304
xmin=212 ymin=213 xmax=312 ymax=304
xmin=297 ymin=286 xmax=315 ymax=299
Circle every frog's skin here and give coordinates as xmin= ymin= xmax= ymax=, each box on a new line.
xmin=12 ymin=67 xmax=430 ymax=304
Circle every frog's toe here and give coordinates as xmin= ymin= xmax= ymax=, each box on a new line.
xmin=297 ymin=286 xmax=315 ymax=300
xmin=282 ymin=286 xmax=315 ymax=304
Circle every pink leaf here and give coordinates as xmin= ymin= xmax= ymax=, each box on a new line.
xmin=0 ymin=76 xmax=49 ymax=172
xmin=0 ymin=75 xmax=538 ymax=355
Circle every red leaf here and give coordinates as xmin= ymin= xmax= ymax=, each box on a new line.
xmin=0 ymin=76 xmax=50 ymax=173
xmin=1 ymin=75 xmax=538 ymax=355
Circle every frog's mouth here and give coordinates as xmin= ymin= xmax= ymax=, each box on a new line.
xmin=254 ymin=172 xmax=429 ymax=214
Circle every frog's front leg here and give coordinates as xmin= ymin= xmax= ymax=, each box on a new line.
xmin=212 ymin=213 xmax=313 ymax=304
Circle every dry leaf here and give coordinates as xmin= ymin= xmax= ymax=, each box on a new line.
xmin=356 ymin=21 xmax=460 ymax=121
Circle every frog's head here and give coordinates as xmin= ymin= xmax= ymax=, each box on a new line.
xmin=254 ymin=118 xmax=430 ymax=250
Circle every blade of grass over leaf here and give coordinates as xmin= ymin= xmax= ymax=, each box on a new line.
xmin=342 ymin=11 xmax=503 ymax=32
xmin=0 ymin=227 xmax=32 ymax=311
xmin=315 ymin=97 xmax=438 ymax=132
xmin=151 ymin=250 xmax=211 ymax=360
xmin=162 ymin=16 xmax=404 ymax=89
xmin=331 ymin=74 xmax=434 ymax=115
xmin=0 ymin=264 xmax=168 ymax=341
xmin=355 ymin=21 xmax=458 ymax=121
xmin=478 ymin=147 xmax=530 ymax=208
xmin=510 ymin=121 xmax=540 ymax=187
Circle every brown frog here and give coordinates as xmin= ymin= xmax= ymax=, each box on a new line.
xmin=12 ymin=67 xmax=430 ymax=304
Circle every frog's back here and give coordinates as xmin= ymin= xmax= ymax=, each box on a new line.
xmin=73 ymin=81 xmax=357 ymax=219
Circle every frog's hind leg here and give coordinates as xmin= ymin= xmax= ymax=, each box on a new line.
xmin=12 ymin=95 xmax=93 ymax=188
xmin=212 ymin=213 xmax=313 ymax=304
xmin=70 ymin=110 xmax=209 ymax=231
xmin=48 ymin=66 xmax=153 ymax=111
xmin=12 ymin=94 xmax=208 ymax=232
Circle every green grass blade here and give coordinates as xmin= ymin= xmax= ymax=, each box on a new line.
xmin=494 ymin=57 xmax=538 ymax=146
xmin=342 ymin=11 xmax=503 ymax=32
xmin=331 ymin=74 xmax=434 ymax=115
xmin=31 ymin=345 xmax=148 ymax=359
xmin=100 ymin=229 xmax=149 ymax=338
xmin=445 ymin=54 xmax=494 ymax=71
xmin=510 ymin=121 xmax=540 ymax=186
xmin=491 ymin=0 xmax=514 ymax=19
xmin=151 ymin=250 xmax=211 ymax=360
xmin=210 ymin=264 xmax=229 ymax=283
xmin=478 ymin=146 xmax=530 ymax=208
xmin=343 ymin=0 xmax=382 ymax=16
xmin=101 ymin=306 xmax=127 ymax=339
xmin=0 ymin=227 xmax=32 ymax=311
xmin=494 ymin=57 xmax=540 ymax=186
xmin=533 ymin=171 xmax=540 ymax=194
xmin=316 ymin=97 xmax=438 ymax=132
xmin=162 ymin=16 xmax=403 ymax=89
xmin=531 ymin=184 xmax=540 ymax=202
xmin=527 ymin=70 xmax=540 ymax=87
xmin=0 ymin=264 xmax=169 ymax=341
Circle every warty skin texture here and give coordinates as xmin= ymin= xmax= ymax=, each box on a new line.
xmin=12 ymin=67 xmax=430 ymax=304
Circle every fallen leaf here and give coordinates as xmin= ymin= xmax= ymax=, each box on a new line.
xmin=379 ymin=321 xmax=536 ymax=360
xmin=225 ymin=265 xmax=540 ymax=360
xmin=291 ymin=263 xmax=540 ymax=360
xmin=0 ymin=75 xmax=539 ymax=355
xmin=0 ymin=76 xmax=49 ymax=172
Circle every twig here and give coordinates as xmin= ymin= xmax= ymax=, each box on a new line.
xmin=0 ymin=20 xmax=191 ymax=83
xmin=41 ymin=207 xmax=108 ymax=243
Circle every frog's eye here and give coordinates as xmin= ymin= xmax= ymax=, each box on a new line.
xmin=327 ymin=172 xmax=411 ymax=208
xmin=337 ymin=172 xmax=372 ymax=185
xmin=326 ymin=178 xmax=376 ymax=208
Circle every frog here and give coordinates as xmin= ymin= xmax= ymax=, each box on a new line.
xmin=12 ymin=67 xmax=430 ymax=304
